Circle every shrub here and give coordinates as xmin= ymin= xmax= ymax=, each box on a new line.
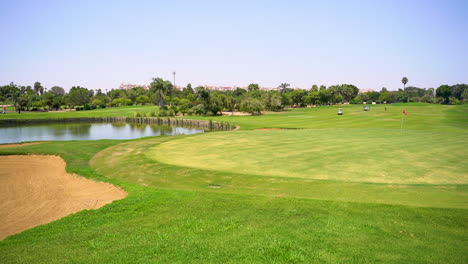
xmin=158 ymin=109 xmax=167 ymax=117
xmin=350 ymin=97 xmax=362 ymax=104
xmin=449 ymin=97 xmax=461 ymax=105
xmin=190 ymin=104 xmax=204 ymax=115
xmin=170 ymin=105 xmax=179 ymax=116
xmin=134 ymin=112 xmax=145 ymax=118
xmin=239 ymin=97 xmax=264 ymax=115
xmin=420 ymin=95 xmax=435 ymax=103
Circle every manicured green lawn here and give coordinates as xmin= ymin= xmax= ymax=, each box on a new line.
xmin=1 ymin=103 xmax=467 ymax=263
xmin=150 ymin=129 xmax=467 ymax=184
xmin=1 ymin=140 xmax=467 ymax=263
xmin=187 ymin=103 xmax=468 ymax=132
xmin=0 ymin=105 xmax=158 ymax=120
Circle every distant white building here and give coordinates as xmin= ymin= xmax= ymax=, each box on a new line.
xmin=359 ymin=88 xmax=375 ymax=93
xmin=119 ymin=83 xmax=150 ymax=90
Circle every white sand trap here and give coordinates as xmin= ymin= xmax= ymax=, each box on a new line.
xmin=0 ymin=155 xmax=127 ymax=240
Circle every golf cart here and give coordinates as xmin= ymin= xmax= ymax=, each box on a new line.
xmin=337 ymin=108 xmax=343 ymax=115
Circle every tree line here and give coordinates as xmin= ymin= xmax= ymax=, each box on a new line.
xmin=0 ymin=79 xmax=466 ymax=116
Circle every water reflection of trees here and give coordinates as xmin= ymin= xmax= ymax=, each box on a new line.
xmin=151 ymin=125 xmax=173 ymax=136
xmin=63 ymin=123 xmax=92 ymax=136
xmin=128 ymin=123 xmax=148 ymax=131
xmin=2 ymin=122 xmax=206 ymax=144
xmin=111 ymin=122 xmax=126 ymax=130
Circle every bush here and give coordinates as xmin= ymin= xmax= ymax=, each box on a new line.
xmin=170 ymin=105 xmax=179 ymax=116
xmin=111 ymin=98 xmax=133 ymax=107
xmin=350 ymin=97 xmax=362 ymax=104
xmin=420 ymin=95 xmax=435 ymax=103
xmin=148 ymin=111 xmax=157 ymax=117
xmin=158 ymin=109 xmax=167 ymax=117
xmin=239 ymin=97 xmax=264 ymax=115
xmin=84 ymin=103 xmax=92 ymax=110
xmin=449 ymin=97 xmax=461 ymax=105
xmin=134 ymin=112 xmax=145 ymax=118
xmin=190 ymin=104 xmax=204 ymax=115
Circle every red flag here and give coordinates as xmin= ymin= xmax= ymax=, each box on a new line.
xmin=403 ymin=110 xmax=408 ymax=116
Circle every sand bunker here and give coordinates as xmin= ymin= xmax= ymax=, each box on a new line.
xmin=0 ymin=155 xmax=127 ymax=240
xmin=0 ymin=142 xmax=47 ymax=148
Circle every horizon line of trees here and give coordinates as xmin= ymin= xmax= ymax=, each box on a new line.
xmin=1 ymin=80 xmax=466 ymax=116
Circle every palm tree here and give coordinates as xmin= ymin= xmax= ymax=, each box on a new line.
xmin=150 ymin=78 xmax=172 ymax=109
xmin=401 ymin=77 xmax=409 ymax=102
xmin=278 ymin=83 xmax=290 ymax=93
xmin=195 ymin=86 xmax=211 ymax=116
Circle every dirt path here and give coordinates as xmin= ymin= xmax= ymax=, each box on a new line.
xmin=0 ymin=155 xmax=127 ymax=240
xmin=0 ymin=142 xmax=47 ymax=148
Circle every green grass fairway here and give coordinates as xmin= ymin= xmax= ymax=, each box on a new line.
xmin=1 ymin=140 xmax=467 ymax=263
xmin=1 ymin=103 xmax=467 ymax=263
xmin=0 ymin=105 xmax=158 ymax=120
xmin=150 ymin=129 xmax=467 ymax=184
xmin=181 ymin=103 xmax=468 ymax=132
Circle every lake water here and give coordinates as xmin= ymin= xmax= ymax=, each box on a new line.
xmin=0 ymin=122 xmax=205 ymax=144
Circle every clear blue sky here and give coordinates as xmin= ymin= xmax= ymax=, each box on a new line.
xmin=1 ymin=0 xmax=467 ymax=91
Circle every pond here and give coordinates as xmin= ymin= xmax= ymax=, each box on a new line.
xmin=0 ymin=122 xmax=206 ymax=144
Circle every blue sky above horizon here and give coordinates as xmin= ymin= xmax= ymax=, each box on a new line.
xmin=1 ymin=0 xmax=467 ymax=91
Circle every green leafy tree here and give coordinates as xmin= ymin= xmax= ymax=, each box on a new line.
xmin=223 ymin=95 xmax=236 ymax=113
xmin=52 ymin=96 xmax=64 ymax=110
xmin=67 ymin=86 xmax=91 ymax=107
xmin=136 ymin=95 xmax=150 ymax=105
xmin=183 ymin=83 xmax=194 ymax=97
xmin=43 ymin=91 xmax=55 ymax=109
xmin=33 ymin=82 xmax=44 ymax=95
xmin=195 ymin=86 xmax=211 ymax=115
xmin=247 ymin=83 xmax=260 ymax=92
xmin=462 ymin=89 xmax=468 ymax=102
xmin=178 ymin=99 xmax=194 ymax=115
xmin=451 ymin=84 xmax=467 ymax=100
xmin=209 ymin=93 xmax=224 ymax=115
xmin=150 ymin=78 xmax=173 ymax=108
xmin=305 ymin=91 xmax=320 ymax=105
xmin=318 ymin=89 xmax=330 ymax=105
xmin=436 ymin=85 xmax=452 ymax=104
xmin=290 ymin=89 xmax=306 ymax=107
xmin=239 ymin=97 xmax=264 ymax=115
xmin=262 ymin=92 xmax=282 ymax=111
xmin=232 ymin=87 xmax=247 ymax=97
xmin=50 ymin=86 xmax=65 ymax=96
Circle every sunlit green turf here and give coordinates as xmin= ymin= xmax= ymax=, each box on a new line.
xmin=1 ymin=103 xmax=467 ymax=263
xmin=0 ymin=105 xmax=158 ymax=120
xmin=150 ymin=129 xmax=467 ymax=184
xmin=92 ymin=136 xmax=467 ymax=208
xmin=187 ymin=103 xmax=468 ymax=132
xmin=1 ymin=140 xmax=467 ymax=263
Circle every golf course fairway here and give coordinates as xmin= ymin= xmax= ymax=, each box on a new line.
xmin=1 ymin=103 xmax=467 ymax=263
